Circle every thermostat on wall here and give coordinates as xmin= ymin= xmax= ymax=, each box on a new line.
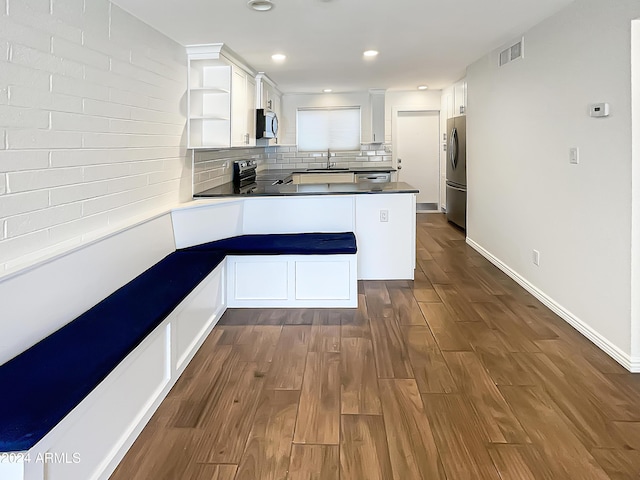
xmin=589 ymin=103 xmax=610 ymax=117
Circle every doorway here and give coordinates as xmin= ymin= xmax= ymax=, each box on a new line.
xmin=394 ymin=110 xmax=440 ymax=211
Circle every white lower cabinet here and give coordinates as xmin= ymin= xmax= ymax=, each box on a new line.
xmin=355 ymin=194 xmax=416 ymax=280
xmin=226 ymin=255 xmax=357 ymax=308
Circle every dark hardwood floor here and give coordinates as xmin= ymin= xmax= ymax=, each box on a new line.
xmin=110 ymin=213 xmax=640 ymax=480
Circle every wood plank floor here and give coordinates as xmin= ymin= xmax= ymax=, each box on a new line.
xmin=110 ymin=213 xmax=640 ymax=480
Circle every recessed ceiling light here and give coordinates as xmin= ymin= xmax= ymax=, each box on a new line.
xmin=323 ymin=89 xmax=333 ymax=93
xmin=271 ymin=53 xmax=286 ymax=62
xmin=247 ymin=0 xmax=274 ymax=11
xmin=418 ymin=85 xmax=429 ymax=90
xmin=363 ymin=50 xmax=379 ymax=57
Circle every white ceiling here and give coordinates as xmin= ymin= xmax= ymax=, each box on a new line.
xmin=110 ymin=0 xmax=575 ymax=94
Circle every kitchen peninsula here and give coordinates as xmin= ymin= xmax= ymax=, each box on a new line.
xmin=189 ymin=174 xmax=418 ymax=280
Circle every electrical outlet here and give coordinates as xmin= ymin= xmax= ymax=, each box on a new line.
xmin=380 ymin=210 xmax=389 ymax=222
xmin=569 ymin=147 xmax=579 ymax=164
xmin=532 ymin=249 xmax=540 ymax=266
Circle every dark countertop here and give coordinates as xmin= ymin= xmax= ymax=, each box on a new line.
xmin=194 ymin=180 xmax=418 ymax=198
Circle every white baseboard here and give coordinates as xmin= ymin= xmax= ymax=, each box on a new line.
xmin=466 ymin=237 xmax=640 ymax=373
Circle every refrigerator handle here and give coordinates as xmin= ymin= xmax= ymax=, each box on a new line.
xmin=449 ymin=127 xmax=458 ymax=170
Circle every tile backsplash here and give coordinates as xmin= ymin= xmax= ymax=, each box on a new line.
xmin=193 ymin=147 xmax=267 ymax=194
xmin=265 ymin=144 xmax=392 ymax=170
xmin=193 ymin=143 xmax=393 ymax=194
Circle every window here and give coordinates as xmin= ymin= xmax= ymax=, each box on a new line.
xmin=297 ymin=107 xmax=361 ymax=151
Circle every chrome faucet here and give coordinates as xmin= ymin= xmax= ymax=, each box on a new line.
xmin=326 ymin=148 xmax=332 ymax=169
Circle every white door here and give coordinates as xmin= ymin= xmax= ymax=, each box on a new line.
xmin=395 ymin=110 xmax=440 ymax=209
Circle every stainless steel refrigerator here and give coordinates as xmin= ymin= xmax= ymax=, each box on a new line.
xmin=446 ymin=115 xmax=466 ymax=229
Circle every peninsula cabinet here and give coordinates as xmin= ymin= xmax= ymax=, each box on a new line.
xmin=187 ymin=44 xmax=257 ymax=149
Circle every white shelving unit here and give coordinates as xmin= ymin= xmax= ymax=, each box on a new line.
xmin=188 ymin=58 xmax=232 ymax=149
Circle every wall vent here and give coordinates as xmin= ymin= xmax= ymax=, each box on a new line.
xmin=499 ymin=38 xmax=524 ymax=66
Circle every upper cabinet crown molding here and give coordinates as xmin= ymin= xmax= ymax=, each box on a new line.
xmin=186 ymin=43 xmax=256 ymax=77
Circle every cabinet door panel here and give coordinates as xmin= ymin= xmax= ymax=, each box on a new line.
xmin=232 ymin=69 xmax=246 ymax=147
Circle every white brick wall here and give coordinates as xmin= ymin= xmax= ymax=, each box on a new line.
xmin=0 ymin=0 xmax=190 ymax=273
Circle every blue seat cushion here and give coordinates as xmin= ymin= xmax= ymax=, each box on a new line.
xmin=0 ymin=250 xmax=225 ymax=452
xmin=180 ymin=232 xmax=357 ymax=256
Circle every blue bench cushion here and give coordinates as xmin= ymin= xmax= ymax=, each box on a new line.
xmin=0 ymin=250 xmax=225 ymax=452
xmin=180 ymin=232 xmax=357 ymax=256
xmin=0 ymin=232 xmax=355 ymax=452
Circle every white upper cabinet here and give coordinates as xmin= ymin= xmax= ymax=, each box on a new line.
xmin=187 ymin=44 xmax=258 ymax=149
xmin=231 ymin=67 xmax=256 ymax=147
xmin=443 ymin=79 xmax=467 ymax=120
xmin=453 ymin=79 xmax=467 ymax=117
xmin=370 ymin=89 xmax=385 ymax=144
xmin=255 ymin=73 xmax=282 ymax=143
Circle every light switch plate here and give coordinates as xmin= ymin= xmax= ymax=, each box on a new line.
xmin=569 ymin=147 xmax=579 ymax=165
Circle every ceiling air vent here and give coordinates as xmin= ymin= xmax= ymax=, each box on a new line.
xmin=499 ymin=38 xmax=524 ymax=66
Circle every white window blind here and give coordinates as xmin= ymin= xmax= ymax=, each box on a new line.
xmin=297 ymin=107 xmax=361 ymax=151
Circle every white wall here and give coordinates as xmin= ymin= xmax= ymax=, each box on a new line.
xmin=467 ymin=0 xmax=640 ymax=366
xmin=632 ymin=19 xmax=640 ymax=361
xmin=0 ymin=0 xmax=190 ymax=274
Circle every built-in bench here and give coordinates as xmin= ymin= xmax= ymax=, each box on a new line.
xmin=0 ymin=217 xmax=357 ymax=480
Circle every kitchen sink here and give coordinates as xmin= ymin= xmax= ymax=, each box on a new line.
xmin=305 ymin=168 xmax=350 ymax=172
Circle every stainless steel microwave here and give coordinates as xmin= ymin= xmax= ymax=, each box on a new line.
xmin=256 ymin=109 xmax=278 ymax=139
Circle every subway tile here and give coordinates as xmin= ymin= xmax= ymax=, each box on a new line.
xmin=148 ymin=169 xmax=181 ymax=185
xmin=83 ymin=98 xmax=131 ymax=120
xmin=7 ymin=166 xmax=83 ymax=192
xmin=50 ymin=181 xmax=109 ymax=206
xmin=0 ymin=150 xmax=49 ymax=172
xmin=109 ymin=119 xmax=183 ymax=136
xmin=7 ymin=129 xmax=82 ymax=149
xmin=0 ymin=173 xmax=6 ymax=194
xmin=0 ymin=229 xmax=50 ymax=263
xmin=49 ymin=148 xmax=111 ymax=167
xmin=48 ymin=211 xmax=110 ymax=244
xmin=108 ymin=88 xmax=149 ymax=109
xmin=7 ymin=0 xmax=50 ymax=16
xmin=82 ymin=163 xmax=132 ymax=182
xmin=0 ymin=61 xmax=51 ymax=91
xmin=6 ymin=203 xmax=82 ymax=237
xmin=130 ymin=106 xmax=184 ymax=126
xmin=51 ymin=36 xmax=110 ymax=70
xmin=0 ymin=16 xmax=51 ymax=51
xmin=81 ymin=2 xmax=110 ymax=40
xmin=130 ymin=51 xmax=185 ymax=83
xmin=0 ymin=190 xmax=48 ymax=217
xmin=50 ymin=0 xmax=85 ymax=28
xmin=8 ymin=3 xmax=82 ymax=43
xmin=51 ymin=74 xmax=109 ymax=101
xmin=106 ymin=175 xmax=148 ymax=194
xmin=10 ymin=44 xmax=84 ymax=79
xmin=0 ymin=39 xmax=8 ymax=61
xmin=9 ymin=85 xmax=83 ymax=113
xmin=82 ymin=132 xmax=181 ymax=149
xmin=50 ymin=111 xmax=111 ymax=133
xmin=82 ymin=32 xmax=129 ymax=62
xmin=82 ymin=188 xmax=143 ymax=216
xmin=0 ymin=104 xmax=49 ymax=129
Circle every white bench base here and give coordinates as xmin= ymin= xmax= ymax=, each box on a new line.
xmin=226 ymin=254 xmax=358 ymax=308
xmin=0 ymin=263 xmax=226 ymax=480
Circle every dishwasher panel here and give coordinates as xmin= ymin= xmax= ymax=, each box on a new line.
xmin=355 ymin=172 xmax=391 ymax=183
